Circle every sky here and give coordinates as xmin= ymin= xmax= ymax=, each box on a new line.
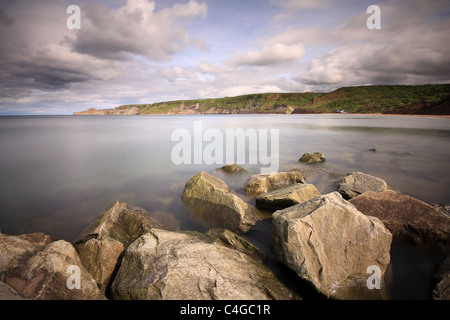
xmin=0 ymin=0 xmax=449 ymax=115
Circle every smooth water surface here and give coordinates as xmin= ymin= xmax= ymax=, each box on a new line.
xmin=1 ymin=114 xmax=449 ymax=299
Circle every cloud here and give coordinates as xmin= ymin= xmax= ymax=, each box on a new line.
xmin=270 ymin=0 xmax=333 ymax=10
xmin=73 ymin=0 xmax=207 ymax=60
xmin=0 ymin=0 xmax=208 ymax=111
xmin=278 ymin=0 xmax=450 ymax=89
xmin=228 ymin=43 xmax=305 ymax=67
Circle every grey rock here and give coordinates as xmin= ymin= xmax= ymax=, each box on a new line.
xmin=272 ymin=192 xmax=392 ymax=299
xmin=245 ymin=171 xmax=306 ymax=196
xmin=256 ymin=183 xmax=321 ymax=211
xmin=182 ymin=172 xmax=263 ymax=233
xmin=74 ymin=200 xmax=177 ymax=293
xmin=111 ymin=228 xmax=297 ymax=300
xmin=2 ymin=235 xmax=105 ymax=300
xmin=338 ymin=172 xmax=388 ymax=199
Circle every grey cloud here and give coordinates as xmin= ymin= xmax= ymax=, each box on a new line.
xmin=72 ymin=0 xmax=207 ymax=60
xmin=0 ymin=8 xmax=14 ymax=26
xmin=0 ymin=0 xmax=206 ymax=105
xmin=295 ymin=0 xmax=450 ymax=89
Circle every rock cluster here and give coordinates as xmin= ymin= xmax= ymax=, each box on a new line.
xmin=1 ymin=165 xmax=449 ymax=300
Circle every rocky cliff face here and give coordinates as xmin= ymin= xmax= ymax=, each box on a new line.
xmin=73 ymin=107 xmax=140 ymax=115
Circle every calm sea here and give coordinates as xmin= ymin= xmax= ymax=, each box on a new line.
xmin=0 ymin=114 xmax=449 ymax=299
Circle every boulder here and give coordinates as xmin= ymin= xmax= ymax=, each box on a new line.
xmin=218 ymin=163 xmax=247 ymax=173
xmin=338 ymin=172 xmax=388 ymax=199
xmin=433 ymin=256 xmax=450 ymax=300
xmin=0 ymin=281 xmax=29 ymax=300
xmin=1 ymin=234 xmax=105 ymax=300
xmin=432 ymin=203 xmax=450 ymax=218
xmin=272 ymin=192 xmax=392 ymax=299
xmin=349 ymin=191 xmax=450 ymax=248
xmin=256 ymin=183 xmax=321 ymax=211
xmin=245 ymin=171 xmax=306 ymax=196
xmin=111 ymin=228 xmax=296 ymax=300
xmin=74 ymin=201 xmax=178 ymax=293
xmin=206 ymin=228 xmax=267 ymax=262
xmin=299 ymin=152 xmax=326 ymax=164
xmin=0 ymin=233 xmax=52 ymax=273
xmin=181 ymin=172 xmax=262 ymax=233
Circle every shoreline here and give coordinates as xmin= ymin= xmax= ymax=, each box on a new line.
xmin=68 ymin=112 xmax=450 ymax=118
xmin=318 ymin=113 xmax=450 ymax=118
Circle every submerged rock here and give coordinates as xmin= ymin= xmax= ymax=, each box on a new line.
xmin=74 ymin=201 xmax=177 ymax=293
xmin=1 ymin=233 xmax=105 ymax=300
xmin=111 ymin=228 xmax=296 ymax=300
xmin=299 ymin=152 xmax=326 ymax=164
xmin=218 ymin=163 xmax=247 ymax=173
xmin=338 ymin=172 xmax=388 ymax=199
xmin=272 ymin=192 xmax=392 ymax=299
xmin=349 ymin=191 xmax=450 ymax=248
xmin=182 ymin=172 xmax=262 ymax=233
xmin=255 ymin=183 xmax=321 ymax=211
xmin=245 ymin=171 xmax=306 ymax=196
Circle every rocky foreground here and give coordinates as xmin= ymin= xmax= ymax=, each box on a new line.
xmin=1 ymin=165 xmax=449 ymax=300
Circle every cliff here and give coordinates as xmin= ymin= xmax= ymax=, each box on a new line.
xmin=73 ymin=84 xmax=450 ymax=115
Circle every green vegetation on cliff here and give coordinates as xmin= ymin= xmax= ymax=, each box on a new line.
xmin=76 ymin=84 xmax=450 ymax=115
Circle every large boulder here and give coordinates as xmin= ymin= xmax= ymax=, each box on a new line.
xmin=245 ymin=171 xmax=306 ymax=196
xmin=111 ymin=228 xmax=296 ymax=300
xmin=74 ymin=201 xmax=178 ymax=293
xmin=349 ymin=191 xmax=450 ymax=248
xmin=298 ymin=152 xmax=326 ymax=164
xmin=0 ymin=282 xmax=29 ymax=300
xmin=338 ymin=172 xmax=388 ymax=199
xmin=1 ymin=233 xmax=105 ymax=300
xmin=206 ymin=228 xmax=267 ymax=263
xmin=256 ymin=183 xmax=321 ymax=211
xmin=182 ymin=172 xmax=263 ymax=233
xmin=272 ymin=192 xmax=392 ymax=299
xmin=0 ymin=233 xmax=52 ymax=273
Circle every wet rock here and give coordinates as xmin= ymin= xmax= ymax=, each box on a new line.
xmin=245 ymin=171 xmax=306 ymax=196
xmin=432 ymin=203 xmax=450 ymax=218
xmin=1 ymin=234 xmax=105 ymax=300
xmin=349 ymin=191 xmax=450 ymax=248
xmin=206 ymin=228 xmax=266 ymax=262
xmin=338 ymin=172 xmax=388 ymax=199
xmin=182 ymin=172 xmax=262 ymax=233
xmin=272 ymin=192 xmax=392 ymax=299
xmin=74 ymin=201 xmax=177 ymax=293
xmin=0 ymin=281 xmax=29 ymax=300
xmin=255 ymin=183 xmax=321 ymax=211
xmin=0 ymin=233 xmax=52 ymax=273
xmin=111 ymin=228 xmax=296 ymax=300
xmin=433 ymin=256 xmax=450 ymax=300
xmin=298 ymin=152 xmax=326 ymax=164
xmin=218 ymin=163 xmax=247 ymax=173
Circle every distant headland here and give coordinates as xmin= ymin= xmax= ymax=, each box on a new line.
xmin=73 ymin=84 xmax=450 ymax=116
